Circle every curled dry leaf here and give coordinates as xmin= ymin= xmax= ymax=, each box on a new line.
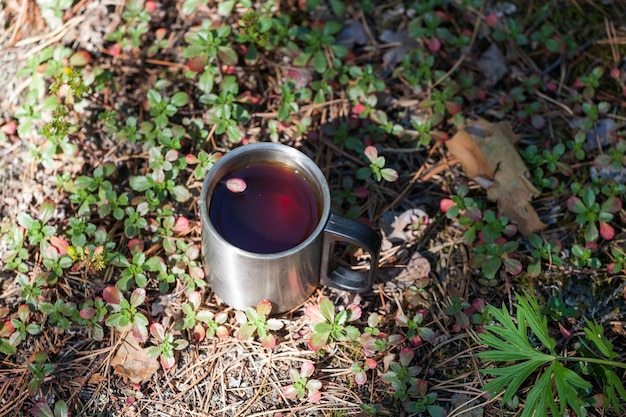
xmin=445 ymin=119 xmax=547 ymax=236
xmin=111 ymin=332 xmax=160 ymax=384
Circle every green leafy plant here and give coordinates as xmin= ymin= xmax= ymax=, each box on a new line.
xmin=478 ymin=292 xmax=626 ymax=417
xmin=292 ymin=20 xmax=347 ymax=73
xmin=16 ymin=200 xmax=56 ymax=252
xmin=235 ymin=299 xmax=283 ymax=349
xmin=382 ymin=348 xmax=446 ymax=417
xmin=305 ymin=299 xmax=361 ymax=351
xmin=27 ymin=352 xmax=55 ymax=396
xmin=114 ymin=239 xmax=163 ymax=289
xmin=357 ymin=146 xmax=399 ymax=183
xmin=395 ymin=309 xmax=436 ymax=346
xmin=37 ymin=298 xmax=76 ymax=332
xmin=200 ymin=75 xmax=250 ymax=142
xmin=470 ymin=238 xmax=522 ymax=280
xmin=147 ymin=322 xmax=189 ymax=369
xmin=277 ymin=80 xmax=311 ymax=122
xmin=103 ymin=287 xmax=149 ymax=343
xmin=283 ymin=361 xmax=322 ymax=404
xmin=527 ymin=234 xmax=563 ymax=277
xmin=32 ymin=400 xmax=69 ymax=417
xmin=179 ymin=291 xmax=228 ymax=341
xmin=567 ymin=187 xmax=622 ymax=242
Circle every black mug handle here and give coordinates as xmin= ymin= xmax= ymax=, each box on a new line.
xmin=320 ymin=213 xmax=381 ymax=292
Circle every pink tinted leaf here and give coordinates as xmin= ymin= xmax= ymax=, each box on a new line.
xmin=215 ymin=312 xmax=228 ymax=324
xmin=0 ymin=321 xmax=15 ymax=338
xmin=439 ymin=198 xmax=455 ymax=213
xmin=192 ymin=323 xmax=206 ymax=342
xmin=161 ymin=353 xmax=176 ymax=369
xmin=354 ymin=370 xmax=367 ymax=385
xmin=387 ymin=334 xmax=405 ymax=345
xmin=347 ymin=304 xmax=362 ymax=321
xmin=472 ymin=298 xmax=486 ymax=313
xmin=234 ymin=310 xmax=247 ymax=324
xmin=69 ymin=50 xmax=91 ymax=66
xmin=261 ymin=334 xmax=276 ymax=349
xmin=150 ymin=323 xmax=165 ymax=342
xmin=256 ymin=299 xmax=273 ymax=316
xmin=353 ymin=186 xmax=369 ymax=199
xmin=127 ymin=238 xmax=144 ymax=254
xmin=236 ymin=323 xmax=256 ymax=341
xmin=399 ymin=347 xmax=414 ymax=367
xmin=185 ymin=154 xmax=199 ymax=164
xmin=364 ymin=358 xmax=377 ymax=369
xmin=132 ymin=324 xmax=148 ymax=343
xmin=599 ymin=221 xmax=615 ymax=240
xmin=381 ymin=168 xmax=399 ymax=182
xmin=103 ymin=286 xmax=122 ymax=305
xmin=216 ymin=326 xmax=229 ymax=338
xmin=395 ymin=312 xmax=408 ymax=326
xmin=601 ymin=197 xmax=622 ymax=213
xmin=465 ymin=206 xmax=483 ymax=221
xmin=130 ymin=288 xmax=146 ymax=307
xmin=172 ymin=216 xmax=190 ymax=233
xmin=301 ymin=361 xmax=315 ymax=378
xmin=308 ymin=390 xmax=322 ymax=404
xmin=364 ymin=146 xmax=378 ymax=163
xmin=44 ymin=245 xmax=59 ymax=259
xmin=567 ymin=196 xmax=587 ymax=214
xmin=80 ymin=307 xmax=96 ymax=320
xmin=304 ymin=305 xmax=325 ymax=323
xmin=188 ymin=266 xmax=204 ymax=280
xmin=164 ymin=149 xmax=178 ymax=162
xmin=49 ymin=236 xmax=69 ymax=255
xmin=188 ymin=291 xmax=202 ymax=310
xmin=283 ymin=386 xmax=299 ymax=399
xmin=226 ymin=178 xmax=247 ymax=193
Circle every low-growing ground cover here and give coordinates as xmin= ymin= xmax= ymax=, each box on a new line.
xmin=0 ymin=0 xmax=625 ymax=416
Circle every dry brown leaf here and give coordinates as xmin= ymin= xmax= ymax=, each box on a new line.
xmin=446 ymin=119 xmax=547 ymax=236
xmin=111 ymin=332 xmax=159 ymax=384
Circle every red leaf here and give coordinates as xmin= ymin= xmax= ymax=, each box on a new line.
xmin=172 ymin=216 xmax=190 ymax=233
xmin=439 ymin=198 xmax=455 ymax=213
xmin=599 ymin=221 xmax=615 ymax=240
xmin=103 ymin=286 xmax=122 ymax=305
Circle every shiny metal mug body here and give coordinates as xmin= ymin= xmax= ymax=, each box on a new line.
xmin=199 ymin=143 xmax=381 ymax=313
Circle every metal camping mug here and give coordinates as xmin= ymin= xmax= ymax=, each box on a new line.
xmin=199 ymin=143 xmax=381 ymax=313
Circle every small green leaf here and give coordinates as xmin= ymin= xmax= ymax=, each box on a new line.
xmin=170 ymin=185 xmax=190 ymax=202
xmin=17 ymin=212 xmax=36 ymax=230
xmin=319 ymin=299 xmax=335 ymax=321
xmin=129 ymin=175 xmax=153 ymax=192
xmin=40 ymin=201 xmax=55 ymax=224
xmin=170 ymin=92 xmax=188 ymax=107
xmin=313 ymin=50 xmax=327 ymax=73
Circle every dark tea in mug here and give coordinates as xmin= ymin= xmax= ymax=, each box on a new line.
xmin=208 ymin=162 xmax=321 ymax=253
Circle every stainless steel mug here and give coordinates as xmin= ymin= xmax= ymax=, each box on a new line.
xmin=199 ymin=142 xmax=381 ymax=313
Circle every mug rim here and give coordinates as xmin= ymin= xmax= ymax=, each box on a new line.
xmin=199 ymin=142 xmax=331 ymax=259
